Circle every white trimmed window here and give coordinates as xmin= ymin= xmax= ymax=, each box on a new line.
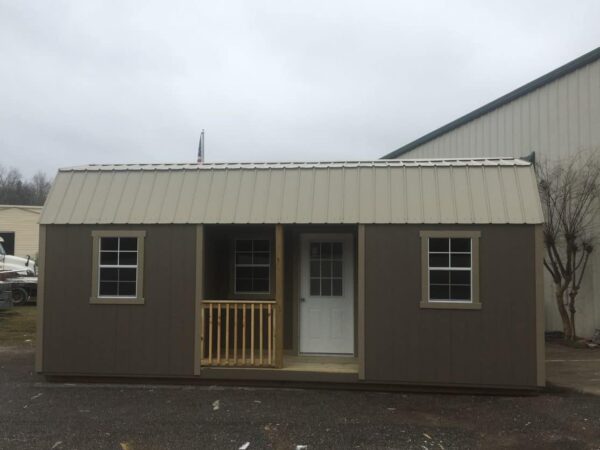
xmin=420 ymin=231 xmax=481 ymax=310
xmin=234 ymin=239 xmax=271 ymax=294
xmin=98 ymin=237 xmax=139 ymax=297
xmin=91 ymin=231 xmax=145 ymax=304
xmin=428 ymin=237 xmax=472 ymax=301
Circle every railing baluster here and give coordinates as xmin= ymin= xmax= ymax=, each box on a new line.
xmin=273 ymin=305 xmax=279 ymax=363
xmin=216 ymin=304 xmax=221 ymax=365
xmin=268 ymin=304 xmax=272 ymax=366
xmin=259 ymin=303 xmax=264 ymax=366
xmin=242 ymin=304 xmax=246 ymax=365
xmin=200 ymin=301 xmax=276 ymax=368
xmin=233 ymin=304 xmax=238 ymax=365
xmin=251 ymin=305 xmax=255 ymax=366
xmin=225 ymin=303 xmax=230 ymax=365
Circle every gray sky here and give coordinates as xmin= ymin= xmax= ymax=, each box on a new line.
xmin=2 ymin=1 xmax=599 ymax=177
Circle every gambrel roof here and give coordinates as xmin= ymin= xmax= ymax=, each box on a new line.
xmin=40 ymin=158 xmax=543 ymax=225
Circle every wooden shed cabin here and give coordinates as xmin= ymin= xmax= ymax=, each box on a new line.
xmin=36 ymin=158 xmax=545 ymax=390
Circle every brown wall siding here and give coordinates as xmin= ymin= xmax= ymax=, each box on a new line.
xmin=43 ymin=225 xmax=196 ymax=376
xmin=364 ymin=225 xmax=538 ymax=388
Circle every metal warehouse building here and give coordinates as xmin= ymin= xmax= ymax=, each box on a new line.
xmin=384 ymin=47 xmax=600 ymax=337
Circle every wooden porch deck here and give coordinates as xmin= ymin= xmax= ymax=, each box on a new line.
xmin=200 ymin=354 xmax=358 ymax=373
xmin=282 ymin=354 xmax=358 ymax=373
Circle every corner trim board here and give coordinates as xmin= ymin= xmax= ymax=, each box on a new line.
xmin=194 ymin=225 xmax=204 ymax=375
xmin=357 ymin=225 xmax=366 ymax=380
xmin=34 ymin=225 xmax=46 ymax=373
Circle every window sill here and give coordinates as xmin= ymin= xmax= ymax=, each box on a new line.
xmin=90 ymin=297 xmax=145 ymax=305
xmin=419 ymin=301 xmax=481 ymax=310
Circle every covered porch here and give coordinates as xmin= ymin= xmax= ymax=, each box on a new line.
xmin=195 ymin=224 xmax=364 ymax=377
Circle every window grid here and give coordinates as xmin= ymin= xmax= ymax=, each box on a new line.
xmin=309 ymin=242 xmax=343 ymax=297
xmin=98 ymin=237 xmax=138 ymax=298
xmin=234 ymin=239 xmax=271 ymax=294
xmin=428 ymin=237 xmax=472 ymax=302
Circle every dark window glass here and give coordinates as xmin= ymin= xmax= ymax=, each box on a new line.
xmin=100 ymin=252 xmax=118 ymax=265
xmin=100 ymin=268 xmax=118 ymax=281
xmin=451 ymin=238 xmax=470 ymax=253
xmin=309 ymin=241 xmax=344 ymax=297
xmin=119 ymin=252 xmax=137 ymax=266
xmin=236 ymin=278 xmax=252 ymax=292
xmin=310 ymin=279 xmax=320 ymax=296
xmin=332 ymin=261 xmax=342 ymax=277
xmin=100 ymin=238 xmax=118 ymax=251
xmin=98 ymin=237 xmax=139 ymax=297
xmin=427 ymin=237 xmax=472 ymax=302
xmin=119 ymin=268 xmax=137 ymax=282
xmin=451 ymin=254 xmax=471 ymax=268
xmin=430 ymin=270 xmax=450 ymax=284
xmin=450 ymin=285 xmax=471 ymax=301
xmin=236 ymin=267 xmax=252 ymax=279
xmin=99 ymin=281 xmax=118 ymax=296
xmin=120 ymin=238 xmax=138 ymax=251
xmin=253 ymin=279 xmax=269 ymax=292
xmin=430 ymin=285 xmax=450 ymax=300
xmin=236 ymin=253 xmax=253 ymax=264
xmin=119 ymin=282 xmax=136 ymax=296
xmin=234 ymin=239 xmax=271 ymax=293
xmin=310 ymin=261 xmax=320 ymax=277
xmin=450 ymin=270 xmax=470 ymax=284
xmin=322 ymin=261 xmax=332 ymax=277
xmin=253 ymin=267 xmax=269 ymax=279
xmin=253 ymin=252 xmax=270 ymax=265
xmin=429 ymin=253 xmax=449 ymax=268
xmin=429 ymin=238 xmax=449 ymax=252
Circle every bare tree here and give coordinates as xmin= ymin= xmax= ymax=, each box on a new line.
xmin=537 ymin=152 xmax=600 ymax=340
xmin=0 ymin=165 xmax=52 ymax=206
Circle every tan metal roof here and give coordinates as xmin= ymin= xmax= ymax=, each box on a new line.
xmin=40 ymin=159 xmax=544 ymax=225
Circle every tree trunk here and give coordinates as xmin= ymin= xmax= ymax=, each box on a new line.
xmin=555 ymin=286 xmax=572 ymax=339
xmin=568 ymin=290 xmax=577 ymax=341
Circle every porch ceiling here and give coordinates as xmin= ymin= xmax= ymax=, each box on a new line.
xmin=41 ymin=159 xmax=543 ymax=225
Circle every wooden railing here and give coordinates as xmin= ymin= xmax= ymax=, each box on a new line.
xmin=200 ymin=300 xmax=279 ymax=368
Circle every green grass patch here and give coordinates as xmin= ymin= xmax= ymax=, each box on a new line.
xmin=0 ymin=306 xmax=36 ymax=346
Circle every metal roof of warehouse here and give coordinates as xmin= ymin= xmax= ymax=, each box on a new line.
xmin=40 ymin=158 xmax=543 ymax=225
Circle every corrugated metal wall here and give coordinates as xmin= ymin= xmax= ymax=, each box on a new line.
xmin=0 ymin=207 xmax=41 ymax=257
xmin=393 ymin=58 xmax=600 ymax=337
xmin=398 ymin=59 xmax=600 ymax=160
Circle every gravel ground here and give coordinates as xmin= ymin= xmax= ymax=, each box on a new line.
xmin=1 ymin=347 xmax=600 ymax=450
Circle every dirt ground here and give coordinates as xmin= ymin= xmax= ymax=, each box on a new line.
xmin=1 ymin=307 xmax=600 ymax=449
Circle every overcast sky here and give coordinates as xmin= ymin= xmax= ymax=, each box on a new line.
xmin=1 ymin=1 xmax=599 ymax=177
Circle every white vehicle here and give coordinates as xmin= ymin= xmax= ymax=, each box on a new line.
xmin=0 ymin=237 xmax=37 ymax=306
xmin=0 ymin=236 xmax=36 ymax=276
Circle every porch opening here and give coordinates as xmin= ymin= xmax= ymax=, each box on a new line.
xmin=199 ymin=224 xmax=359 ymax=373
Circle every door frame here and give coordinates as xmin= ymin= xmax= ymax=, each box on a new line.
xmin=297 ymin=232 xmax=355 ymax=356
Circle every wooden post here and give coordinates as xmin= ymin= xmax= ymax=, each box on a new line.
xmin=275 ymin=224 xmax=284 ymax=368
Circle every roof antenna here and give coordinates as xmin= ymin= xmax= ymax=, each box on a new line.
xmin=197 ymin=130 xmax=205 ymax=164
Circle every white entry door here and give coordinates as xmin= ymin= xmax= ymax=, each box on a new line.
xmin=299 ymin=234 xmax=354 ymax=355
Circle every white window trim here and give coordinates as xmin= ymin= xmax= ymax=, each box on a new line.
xmin=90 ymin=230 xmax=146 ymax=305
xmin=420 ymin=230 xmax=481 ymax=310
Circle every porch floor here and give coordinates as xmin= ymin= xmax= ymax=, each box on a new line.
xmin=283 ymin=354 xmax=358 ymax=373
